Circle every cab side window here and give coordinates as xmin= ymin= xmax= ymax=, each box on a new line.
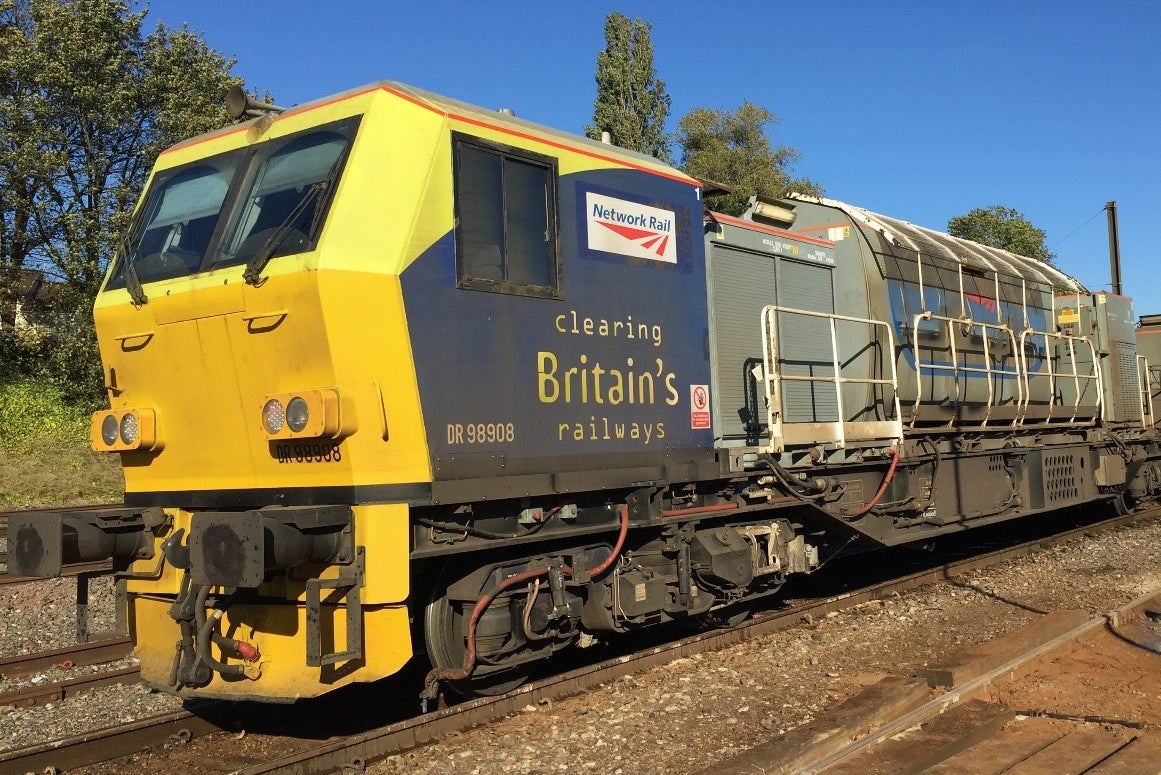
xmin=453 ymin=134 xmax=560 ymax=298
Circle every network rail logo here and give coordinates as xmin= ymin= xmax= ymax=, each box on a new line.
xmin=586 ymin=192 xmax=677 ymax=264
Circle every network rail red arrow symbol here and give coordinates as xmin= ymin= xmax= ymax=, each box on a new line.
xmin=596 ymin=221 xmax=671 ymax=258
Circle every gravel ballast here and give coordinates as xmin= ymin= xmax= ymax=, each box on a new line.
xmin=369 ymin=518 xmax=1161 ymax=775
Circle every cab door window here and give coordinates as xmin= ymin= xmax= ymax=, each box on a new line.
xmin=453 ymin=134 xmax=560 ymax=298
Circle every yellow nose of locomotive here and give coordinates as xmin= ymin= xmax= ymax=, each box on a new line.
xmin=76 ymin=85 xmax=439 ymax=699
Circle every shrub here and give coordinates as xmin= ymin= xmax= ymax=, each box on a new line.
xmin=0 ymin=377 xmax=93 ymax=452
xmin=40 ymin=302 xmax=106 ymax=409
xmin=0 ymin=290 xmax=106 ymax=410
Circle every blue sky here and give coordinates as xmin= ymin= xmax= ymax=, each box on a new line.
xmin=142 ymin=1 xmax=1161 ymax=313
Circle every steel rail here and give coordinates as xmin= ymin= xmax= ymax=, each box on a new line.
xmin=2 ymin=506 xmax=1156 ymax=775
xmin=0 ymin=665 xmax=142 ymax=708
xmin=0 ymin=708 xmax=230 ymax=774
xmin=0 ymin=637 xmax=132 ymax=680
xmin=0 ymin=503 xmax=114 ymax=526
xmin=0 ymin=560 xmax=113 ymax=586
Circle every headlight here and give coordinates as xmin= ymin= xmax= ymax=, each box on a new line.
xmin=286 ymin=397 xmax=309 ymax=433
xmin=119 ymin=413 xmax=139 ymax=445
xmin=100 ymin=414 xmax=118 ymax=446
xmin=262 ymin=399 xmax=285 ymax=434
xmin=259 ymin=388 xmax=353 ymax=440
xmin=90 ymin=409 xmax=161 ymax=452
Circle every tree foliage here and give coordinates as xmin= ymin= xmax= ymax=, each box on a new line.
xmin=0 ymin=0 xmax=256 ymax=404
xmin=585 ymin=12 xmax=671 ymax=162
xmin=0 ymin=0 xmax=251 ymax=297
xmin=947 ymin=205 xmax=1055 ymax=264
xmin=676 ymin=101 xmax=821 ymax=216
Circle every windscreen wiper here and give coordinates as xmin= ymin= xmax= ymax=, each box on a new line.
xmin=242 ymin=182 xmax=323 ymax=287
xmin=117 ymin=209 xmax=148 ymax=306
xmin=244 ymin=146 xmax=352 ymax=287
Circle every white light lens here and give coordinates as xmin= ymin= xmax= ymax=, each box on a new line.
xmin=100 ymin=415 xmax=118 ymax=446
xmin=286 ymin=396 xmax=310 ymax=433
xmin=262 ymin=399 xmax=285 ymax=434
xmin=119 ymin=413 xmax=139 ymax=445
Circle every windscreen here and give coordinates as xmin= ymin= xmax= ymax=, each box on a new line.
xmin=122 ymin=152 xmax=243 ymax=284
xmin=217 ymin=128 xmax=353 ymax=268
xmin=106 ymin=115 xmax=361 ymax=291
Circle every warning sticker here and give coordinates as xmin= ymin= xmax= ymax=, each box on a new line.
xmin=690 ymin=384 xmax=710 ymax=429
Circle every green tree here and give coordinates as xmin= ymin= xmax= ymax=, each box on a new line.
xmin=676 ymin=101 xmax=821 ymax=217
xmin=585 ymin=12 xmax=672 ymax=161
xmin=947 ymin=205 xmax=1055 ymax=264
xmin=0 ymin=0 xmax=253 ymax=295
xmin=0 ymin=0 xmax=50 ymax=299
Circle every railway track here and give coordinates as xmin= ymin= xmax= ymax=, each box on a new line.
xmin=0 ymin=503 xmax=113 ymax=525
xmin=0 ymin=636 xmax=137 ymax=714
xmin=0 ymin=560 xmax=113 ymax=586
xmin=754 ymin=587 xmax=1161 ymax=774
xmin=3 ymin=505 xmax=1156 ymax=775
xmin=0 ymin=665 xmax=141 ymax=709
xmin=0 ymin=636 xmax=132 ymax=680
xmin=0 ymin=556 xmax=113 ymax=587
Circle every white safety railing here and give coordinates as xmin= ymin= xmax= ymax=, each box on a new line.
xmin=1017 ymin=330 xmax=1102 ymax=425
xmin=760 ymin=305 xmax=902 ymax=453
xmin=909 ymin=312 xmax=1023 ymax=429
xmin=1138 ymin=355 xmax=1154 ymax=429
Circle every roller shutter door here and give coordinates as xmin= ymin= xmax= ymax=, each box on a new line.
xmin=776 ymin=260 xmax=838 ymax=423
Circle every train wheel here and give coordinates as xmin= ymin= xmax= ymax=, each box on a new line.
xmin=688 ymin=602 xmax=753 ymax=629
xmin=696 ymin=603 xmax=752 ymax=631
xmin=423 ymin=575 xmax=536 ymax=697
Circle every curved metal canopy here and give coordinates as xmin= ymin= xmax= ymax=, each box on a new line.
xmin=788 ymin=194 xmax=1084 ymax=293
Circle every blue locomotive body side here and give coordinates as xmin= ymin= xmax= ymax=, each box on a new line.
xmin=401 ymin=168 xmax=713 ymax=483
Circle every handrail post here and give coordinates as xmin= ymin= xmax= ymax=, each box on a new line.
xmin=1006 ymin=327 xmax=1022 ymax=428
xmin=947 ymin=318 xmax=961 ymax=426
xmin=911 ymin=312 xmax=928 ymax=429
xmin=1044 ymin=332 xmax=1057 ymax=423
xmin=829 ymin=317 xmax=845 ymax=447
xmin=980 ymin=321 xmax=994 ymax=427
xmin=1016 ymin=329 xmax=1031 ymax=425
xmin=1067 ymin=338 xmax=1081 ymax=424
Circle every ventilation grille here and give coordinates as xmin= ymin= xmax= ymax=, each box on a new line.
xmin=988 ymin=455 xmax=1005 ymax=473
xmin=1044 ymin=453 xmax=1079 ymax=503
xmin=1116 ymin=343 xmax=1142 ymax=421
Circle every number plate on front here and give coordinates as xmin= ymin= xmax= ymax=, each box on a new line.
xmin=273 ymin=441 xmax=343 ymax=463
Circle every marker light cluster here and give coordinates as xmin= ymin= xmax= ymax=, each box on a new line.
xmin=260 ymin=388 xmax=349 ymax=440
xmin=90 ymin=409 xmax=161 ymax=452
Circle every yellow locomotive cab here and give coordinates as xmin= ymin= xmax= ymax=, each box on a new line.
xmin=80 ymin=85 xmax=444 ymax=698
